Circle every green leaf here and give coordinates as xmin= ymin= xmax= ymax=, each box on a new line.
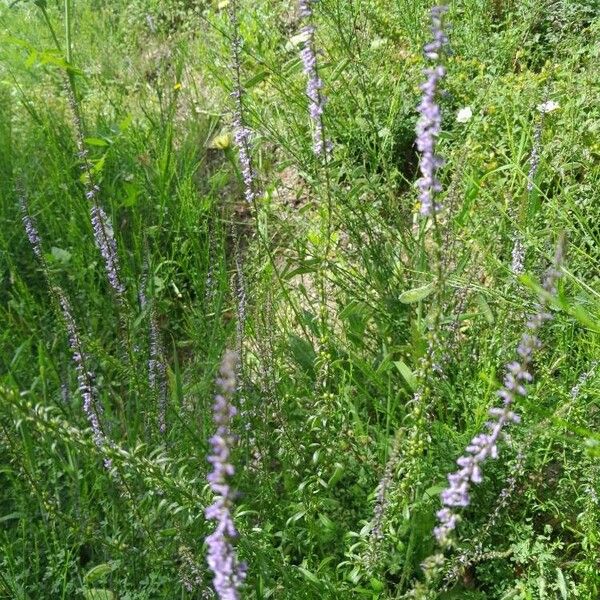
xmin=318 ymin=513 xmax=335 ymax=530
xmin=244 ymin=70 xmax=269 ymax=88
xmin=327 ymin=463 xmax=344 ymax=488
xmin=121 ymin=182 xmax=140 ymax=208
xmin=90 ymin=154 xmax=106 ymax=176
xmin=297 ymin=566 xmax=321 ymax=586
xmin=84 ymin=563 xmax=114 ymax=584
xmin=83 ymin=590 xmax=114 ymax=600
xmin=286 ymin=509 xmax=306 ymax=525
xmin=556 ymin=568 xmax=568 ymax=599
xmin=476 ymin=293 xmax=494 ymax=324
xmin=50 ymin=247 xmax=71 ymax=264
xmin=399 ymin=282 xmax=434 ymax=304
xmin=0 ymin=512 xmax=23 ymax=523
xmin=394 ymin=360 xmax=416 ymax=391
xmin=288 ymin=334 xmax=316 ymax=375
xmin=84 ymin=137 xmax=110 ymax=147
xmin=370 ymin=577 xmax=385 ymax=591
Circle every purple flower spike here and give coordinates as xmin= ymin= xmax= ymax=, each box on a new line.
xmin=205 ymin=350 xmax=246 ymax=599
xmin=149 ymin=315 xmax=168 ymax=434
xmin=298 ymin=0 xmax=331 ymax=156
xmin=64 ymin=79 xmax=125 ymax=298
xmin=416 ymin=6 xmax=448 ymax=216
xmin=527 ymin=119 xmax=543 ymax=193
xmin=21 ymin=208 xmax=43 ymax=260
xmin=90 ymin=204 xmax=125 ymax=296
xmin=20 ymin=193 xmax=111 ymax=469
xmin=511 ymin=237 xmax=525 ymax=275
xmin=230 ymin=1 xmax=258 ymax=204
xmin=56 ymin=288 xmax=111 ymax=468
xmin=434 ymin=242 xmax=564 ymax=545
xmin=139 ymin=262 xmax=168 ymax=433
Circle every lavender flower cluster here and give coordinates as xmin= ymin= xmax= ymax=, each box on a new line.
xmin=230 ymin=1 xmax=257 ymax=204
xmin=205 ymin=350 xmax=246 ymax=599
xmin=233 ymin=238 xmax=247 ymax=403
xmin=298 ymin=0 xmax=331 ymax=156
xmin=21 ymin=209 xmax=43 ymax=259
xmin=511 ymin=237 xmax=525 ymax=275
xmin=56 ymin=288 xmax=107 ymax=454
xmin=527 ymin=120 xmax=542 ymax=194
xmin=21 ymin=197 xmax=110 ymax=466
xmin=138 ymin=260 xmax=168 ymax=433
xmin=434 ymin=243 xmax=564 ymax=544
xmin=415 ymin=6 xmax=448 ymax=216
xmin=570 ymin=360 xmax=598 ymax=398
xmin=138 ymin=264 xmax=168 ymax=433
xmin=65 ymin=80 xmax=125 ymax=297
xmin=148 ymin=315 xmax=168 ymax=434
xmin=369 ymin=431 xmax=403 ymax=549
xmin=90 ymin=204 xmax=125 ymax=296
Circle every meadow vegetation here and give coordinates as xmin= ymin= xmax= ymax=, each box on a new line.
xmin=0 ymin=0 xmax=599 ymax=598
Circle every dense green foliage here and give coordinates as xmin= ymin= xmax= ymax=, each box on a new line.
xmin=1 ymin=0 xmax=599 ymax=598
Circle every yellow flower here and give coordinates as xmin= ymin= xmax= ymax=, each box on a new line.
xmin=208 ymin=132 xmax=232 ymax=150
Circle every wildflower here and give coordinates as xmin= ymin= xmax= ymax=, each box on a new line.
xmin=139 ymin=259 xmax=168 ymax=434
xmin=536 ymin=100 xmax=559 ymax=114
xmin=440 ymin=360 xmax=595 ymax=590
xmin=434 ymin=241 xmax=564 ymax=545
xmin=90 ymin=204 xmax=125 ymax=296
xmin=456 ymin=106 xmax=472 ymax=123
xmin=54 ymin=290 xmax=112 ymax=468
xmin=20 ymin=201 xmax=43 ymax=259
xmin=527 ymin=120 xmax=543 ymax=194
xmin=178 ymin=545 xmax=208 ymax=594
xmin=415 ymin=6 xmax=448 ymax=216
xmin=230 ymin=0 xmax=258 ymax=203
xmin=146 ymin=13 xmax=157 ymax=33
xmin=64 ymin=78 xmax=125 ymax=297
xmin=232 ymin=234 xmax=252 ymax=435
xmin=205 ymin=350 xmax=246 ymax=599
xmin=298 ymin=0 xmax=331 ymax=156
xmin=370 ymin=431 xmax=402 ymax=548
xmin=20 ymin=190 xmax=110 ymax=467
xmin=511 ymin=237 xmax=525 ymax=275
xmin=149 ymin=312 xmax=168 ymax=434
xmin=570 ymin=360 xmax=598 ymax=398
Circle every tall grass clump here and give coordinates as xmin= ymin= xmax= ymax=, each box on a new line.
xmin=1 ymin=0 xmax=599 ymax=598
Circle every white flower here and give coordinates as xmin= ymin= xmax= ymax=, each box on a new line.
xmin=456 ymin=106 xmax=473 ymax=123
xmin=537 ymin=100 xmax=560 ymax=114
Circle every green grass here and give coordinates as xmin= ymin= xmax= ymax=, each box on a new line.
xmin=0 ymin=0 xmax=599 ymax=598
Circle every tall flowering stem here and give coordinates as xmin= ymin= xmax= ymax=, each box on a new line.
xmin=511 ymin=237 xmax=525 ymax=275
xmin=64 ymin=80 xmax=125 ymax=297
xmin=148 ymin=312 xmax=168 ymax=434
xmin=233 ymin=233 xmax=248 ymax=424
xmin=298 ymin=0 xmax=330 ymax=157
xmin=205 ymin=350 xmax=246 ymax=599
xmin=512 ymin=96 xmax=553 ymax=274
xmin=230 ymin=0 xmax=258 ymax=204
xmin=368 ymin=428 xmax=403 ymax=554
xmin=434 ymin=241 xmax=565 ymax=545
xmin=438 ymin=359 xmax=599 ymax=591
xmin=20 ymin=198 xmax=110 ymax=466
xmin=56 ymin=288 xmax=108 ymax=460
xmin=415 ymin=6 xmax=448 ymax=216
xmin=21 ymin=202 xmax=43 ymax=260
xmin=139 ymin=261 xmax=168 ymax=435
xmin=367 ymin=341 xmax=442 ymax=567
xmin=526 ymin=119 xmax=543 ymax=194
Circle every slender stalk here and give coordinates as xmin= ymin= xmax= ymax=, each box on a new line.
xmin=64 ymin=0 xmax=72 ymax=64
